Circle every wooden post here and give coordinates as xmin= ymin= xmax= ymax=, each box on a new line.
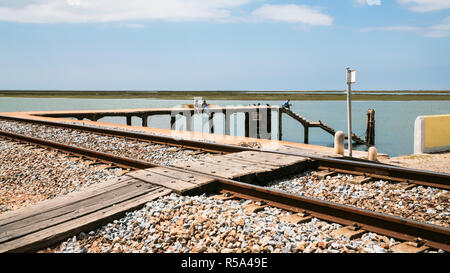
xmin=209 ymin=113 xmax=215 ymax=134
xmin=245 ymin=112 xmax=250 ymax=138
xmin=89 ymin=114 xmax=98 ymax=121
xmin=126 ymin=116 xmax=132 ymax=126
xmin=366 ymin=109 xmax=375 ymax=145
xmin=170 ymin=115 xmax=176 ymax=130
xmin=267 ymin=106 xmax=272 ymax=139
xmin=256 ymin=107 xmax=260 ymax=139
xmin=142 ymin=115 xmax=148 ymax=127
xmin=304 ymin=126 xmax=309 ymax=144
xmin=225 ymin=111 xmax=231 ymax=135
xmin=258 ymin=106 xmax=269 ymax=139
xmin=278 ymin=109 xmax=282 ymax=140
xmin=185 ymin=111 xmax=192 ymax=131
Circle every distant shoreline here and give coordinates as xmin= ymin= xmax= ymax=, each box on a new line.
xmin=1 ymin=90 xmax=450 ymax=101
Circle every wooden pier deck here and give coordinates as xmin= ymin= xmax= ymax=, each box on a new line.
xmin=1 ymin=105 xmax=369 ymax=145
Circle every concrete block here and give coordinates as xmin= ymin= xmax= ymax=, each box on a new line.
xmin=415 ymin=115 xmax=450 ymax=154
xmin=334 ymin=131 xmax=345 ymax=155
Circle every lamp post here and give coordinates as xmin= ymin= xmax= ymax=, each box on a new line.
xmin=346 ymin=67 xmax=356 ymax=157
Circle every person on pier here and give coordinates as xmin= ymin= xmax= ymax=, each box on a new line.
xmin=282 ymin=99 xmax=291 ymax=110
xmin=202 ymin=100 xmax=210 ymax=113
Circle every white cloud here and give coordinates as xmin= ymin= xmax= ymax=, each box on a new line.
xmin=0 ymin=1 xmax=334 ymax=28
xmin=424 ymin=17 xmax=450 ymax=37
xmin=251 ymin=4 xmax=333 ymax=26
xmin=361 ymin=25 xmax=421 ymax=32
xmin=116 ymin=23 xmax=145 ymax=29
xmin=0 ymin=0 xmax=254 ymax=23
xmin=361 ymin=17 xmax=450 ymax=37
xmin=397 ymin=0 xmax=450 ymax=12
xmin=356 ymin=0 xmax=382 ymax=6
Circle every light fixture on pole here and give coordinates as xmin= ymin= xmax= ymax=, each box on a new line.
xmin=346 ymin=67 xmax=356 ymax=157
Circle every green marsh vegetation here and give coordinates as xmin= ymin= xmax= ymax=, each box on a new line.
xmin=1 ymin=90 xmax=449 ymax=101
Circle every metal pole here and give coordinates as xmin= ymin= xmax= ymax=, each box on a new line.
xmin=346 ymin=67 xmax=352 ymax=157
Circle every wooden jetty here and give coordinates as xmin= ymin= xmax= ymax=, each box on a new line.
xmin=23 ymin=105 xmax=368 ymax=145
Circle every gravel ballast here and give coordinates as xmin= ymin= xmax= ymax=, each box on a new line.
xmin=266 ymin=171 xmax=449 ymax=228
xmin=40 ymin=193 xmax=445 ymax=253
xmin=0 ymin=139 xmax=122 ymax=213
xmin=0 ymin=120 xmax=212 ymax=166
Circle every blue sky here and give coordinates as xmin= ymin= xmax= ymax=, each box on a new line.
xmin=1 ymin=0 xmax=449 ymax=91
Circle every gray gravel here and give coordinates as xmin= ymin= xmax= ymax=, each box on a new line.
xmin=0 ymin=120 xmax=212 ymax=166
xmin=266 ymin=171 xmax=449 ymax=228
xmin=0 ymin=139 xmax=122 ymax=212
xmin=40 ymin=193 xmax=443 ymax=253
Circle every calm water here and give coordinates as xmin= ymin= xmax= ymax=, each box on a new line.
xmin=0 ymin=97 xmax=449 ymax=157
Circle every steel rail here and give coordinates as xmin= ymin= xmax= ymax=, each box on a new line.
xmin=216 ymin=179 xmax=450 ymax=252
xmin=0 ymin=115 xmax=239 ymax=154
xmin=1 ymin=115 xmax=449 ymax=189
xmin=137 ymin=163 xmax=450 ymax=252
xmin=0 ymin=130 xmax=157 ymax=170
xmin=1 ymin=128 xmax=449 ymax=251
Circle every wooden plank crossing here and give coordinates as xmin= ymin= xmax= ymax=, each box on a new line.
xmin=171 ymin=151 xmax=311 ymax=183
xmin=221 ymin=151 xmax=309 ymax=167
xmin=0 ymin=177 xmax=171 ymax=253
xmin=127 ymin=167 xmax=215 ymax=194
xmin=0 ymin=150 xmax=313 ymax=253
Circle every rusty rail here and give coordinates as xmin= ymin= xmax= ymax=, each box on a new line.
xmin=1 ymin=114 xmax=449 ymax=189
xmin=0 ymin=115 xmax=238 ymax=154
xmin=0 ymin=130 xmax=156 ymax=170
xmin=216 ymin=179 xmax=450 ymax=252
xmin=1 ymin=128 xmax=449 ymax=251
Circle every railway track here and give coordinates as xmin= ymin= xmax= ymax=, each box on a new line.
xmin=1 ymin=115 xmax=449 ymax=190
xmin=215 ymin=178 xmax=450 ymax=252
xmin=0 ymin=130 xmax=156 ymax=170
xmin=0 ymin=115 xmax=240 ymax=154
xmin=1 ymin=117 xmax=449 ymax=252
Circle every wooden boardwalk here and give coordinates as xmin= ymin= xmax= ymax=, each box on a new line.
xmin=0 ymin=151 xmax=311 ymax=253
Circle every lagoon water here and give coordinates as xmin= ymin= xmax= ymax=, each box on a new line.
xmin=0 ymin=97 xmax=449 ymax=157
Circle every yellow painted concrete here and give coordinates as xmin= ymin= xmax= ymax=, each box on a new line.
xmin=425 ymin=115 xmax=450 ymax=148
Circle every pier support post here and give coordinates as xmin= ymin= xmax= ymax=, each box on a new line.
xmin=142 ymin=115 xmax=148 ymax=127
xmin=225 ymin=111 xmax=231 ymax=135
xmin=267 ymin=107 xmax=272 ymax=139
xmin=366 ymin=109 xmax=375 ymax=146
xmin=256 ymin=107 xmax=260 ymax=139
xmin=208 ymin=113 xmax=215 ymax=134
xmin=304 ymin=126 xmax=309 ymax=144
xmin=278 ymin=109 xmax=282 ymax=140
xmin=126 ymin=116 xmax=132 ymax=126
xmin=185 ymin=112 xmax=192 ymax=131
xmin=334 ymin=131 xmax=345 ymax=155
xmin=170 ymin=116 xmax=176 ymax=130
xmin=258 ymin=106 xmax=270 ymax=139
xmin=368 ymin=146 xmax=378 ymax=161
xmin=245 ymin=112 xmax=250 ymax=138
xmin=94 ymin=115 xmax=100 ymax=122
